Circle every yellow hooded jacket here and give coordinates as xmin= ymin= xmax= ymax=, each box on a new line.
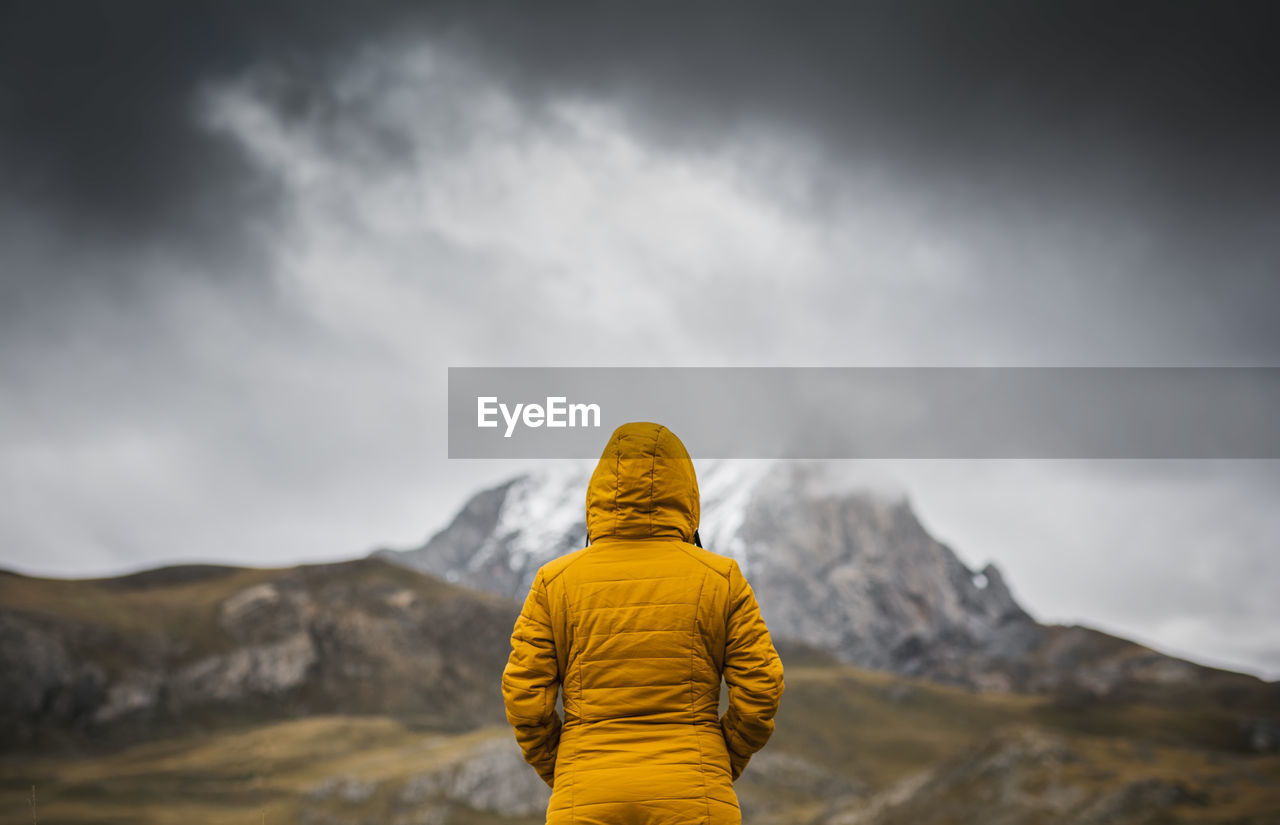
xmin=502 ymin=422 xmax=785 ymax=824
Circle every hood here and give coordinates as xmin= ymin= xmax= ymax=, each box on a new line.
xmin=586 ymin=422 xmax=700 ymax=543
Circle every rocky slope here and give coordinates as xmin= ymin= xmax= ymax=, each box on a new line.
xmin=819 ymin=724 xmax=1280 ymax=825
xmin=377 ymin=460 xmax=1246 ymax=695
xmin=6 ymin=663 xmax=1276 ymax=825
xmin=0 ymin=558 xmax=519 ymax=751
xmin=2 ymin=498 xmax=1276 ymax=821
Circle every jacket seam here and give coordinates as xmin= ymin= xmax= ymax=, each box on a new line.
xmin=692 ymin=569 xmax=712 ymax=824
xmin=648 ymin=426 xmax=662 ymax=537
xmin=576 ymin=601 xmax=694 ymax=612
xmin=580 ymin=627 xmax=694 ymax=635
xmin=610 ymin=438 xmax=622 ymax=540
xmin=673 ymin=544 xmax=734 ymax=579
xmin=537 ymin=575 xmax=557 ymax=727
xmin=542 ymin=547 xmax=591 ymax=584
xmin=571 ymin=796 xmax=726 ymax=807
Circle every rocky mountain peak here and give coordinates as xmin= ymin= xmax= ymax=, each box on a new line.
xmin=378 ymin=459 xmax=1034 ymax=687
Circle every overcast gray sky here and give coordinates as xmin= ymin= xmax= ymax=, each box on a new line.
xmin=1 ymin=1 xmax=1278 ymax=678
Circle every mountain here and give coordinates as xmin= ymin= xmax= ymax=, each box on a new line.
xmin=376 ymin=459 xmax=1258 ymax=696
xmin=6 ymin=661 xmax=1277 ymax=825
xmin=3 ymin=479 xmax=1277 ymax=823
xmin=0 ymin=558 xmax=519 ymax=751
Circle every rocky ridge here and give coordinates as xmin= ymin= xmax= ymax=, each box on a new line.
xmin=0 ymin=558 xmax=518 ymax=750
xmin=378 ymin=459 xmax=1255 ymax=695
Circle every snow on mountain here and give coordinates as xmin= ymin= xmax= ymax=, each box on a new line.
xmin=479 ymin=461 xmax=591 ymax=578
xmin=691 ymin=458 xmax=775 ymax=574
xmin=377 ymin=458 xmax=1258 ymax=693
xmin=378 ymin=459 xmax=1044 ymax=685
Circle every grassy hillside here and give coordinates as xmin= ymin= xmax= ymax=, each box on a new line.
xmin=0 ymin=559 xmax=504 ymax=663
xmin=3 ymin=717 xmax=543 ymax=825
xmin=0 ymin=559 xmax=521 ymax=751
xmin=2 ymin=561 xmax=1276 ymax=822
xmin=3 ymin=661 xmax=1276 ymax=825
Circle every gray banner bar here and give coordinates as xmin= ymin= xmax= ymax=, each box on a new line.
xmin=448 ymin=367 xmax=1280 ymax=458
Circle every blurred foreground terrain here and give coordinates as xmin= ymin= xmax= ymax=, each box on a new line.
xmin=2 ymin=463 xmax=1278 ymax=823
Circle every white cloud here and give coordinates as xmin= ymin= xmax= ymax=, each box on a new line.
xmin=199 ymin=44 xmax=838 ymax=369
xmin=5 ymin=36 xmax=1278 ymax=681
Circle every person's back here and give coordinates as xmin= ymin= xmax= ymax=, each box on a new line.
xmin=503 ymin=422 xmax=785 ymax=825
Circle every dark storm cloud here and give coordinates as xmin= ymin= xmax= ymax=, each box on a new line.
xmin=3 ymin=1 xmax=1280 ymax=677
xmin=436 ymin=1 xmax=1280 ymax=359
xmin=0 ymin=0 xmax=438 ymax=278
xmin=8 ymin=1 xmax=1278 ymax=249
xmin=442 ymin=2 xmax=1280 ymax=198
xmin=10 ymin=1 xmax=1278 ymax=350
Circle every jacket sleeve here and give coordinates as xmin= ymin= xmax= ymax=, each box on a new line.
xmin=720 ymin=561 xmax=785 ymax=781
xmin=501 ymin=568 xmax=563 ymax=787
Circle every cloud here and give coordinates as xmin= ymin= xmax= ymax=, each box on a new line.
xmin=5 ymin=2 xmax=1277 ymax=357
xmin=2 ymin=2 xmax=1279 ymax=679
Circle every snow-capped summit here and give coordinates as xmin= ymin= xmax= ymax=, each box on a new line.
xmin=377 ymin=459 xmax=1041 ymax=687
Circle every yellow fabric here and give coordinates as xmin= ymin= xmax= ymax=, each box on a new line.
xmin=502 ymin=422 xmax=785 ymax=824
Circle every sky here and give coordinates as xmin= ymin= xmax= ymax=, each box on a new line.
xmin=1 ymin=1 xmax=1278 ymax=678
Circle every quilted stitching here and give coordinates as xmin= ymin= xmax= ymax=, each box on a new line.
xmin=502 ymin=423 xmax=785 ymax=825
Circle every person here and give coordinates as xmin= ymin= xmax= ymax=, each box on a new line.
xmin=502 ymin=421 xmax=785 ymax=825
